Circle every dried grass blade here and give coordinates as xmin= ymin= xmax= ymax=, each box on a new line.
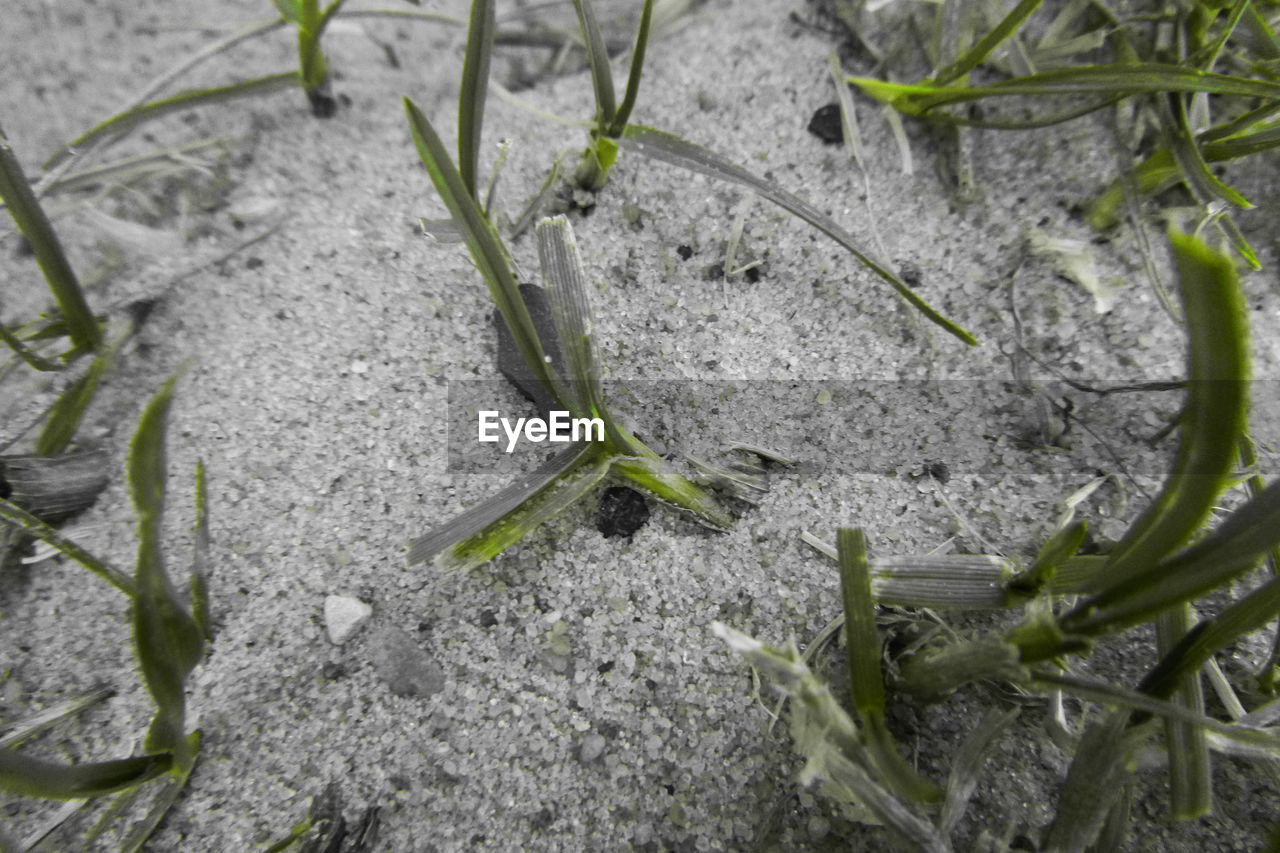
xmin=617 ymin=124 xmax=977 ymax=345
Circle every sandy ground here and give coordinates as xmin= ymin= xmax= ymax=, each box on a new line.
xmin=2 ymin=0 xmax=1279 ymax=850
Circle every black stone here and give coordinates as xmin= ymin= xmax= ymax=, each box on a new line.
xmin=478 ymin=609 xmax=498 ymax=628
xmin=676 ymin=244 xmax=694 ymax=260
xmin=807 ymin=103 xmax=843 ymax=145
xmin=595 ymin=486 xmax=649 ymax=539
xmin=493 ymin=283 xmax=565 ymax=419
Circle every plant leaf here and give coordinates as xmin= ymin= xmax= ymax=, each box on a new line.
xmin=931 ymin=0 xmax=1045 ymax=86
xmin=571 ymin=0 xmax=618 ymax=127
xmin=617 ymin=124 xmax=977 ymax=345
xmin=34 ymin=340 xmax=114 ymax=454
xmin=0 ymin=749 xmax=172 ymax=800
xmin=609 ymin=0 xmax=655 ymax=136
xmin=406 ymin=444 xmax=611 ymax=570
xmin=0 ymin=497 xmax=135 ymax=595
xmin=404 ymin=98 xmax=564 ymax=406
xmin=0 ymin=127 xmax=101 ymax=355
xmin=940 ymin=707 xmax=1020 ymax=834
xmin=1156 ymin=605 xmax=1212 ymax=819
xmin=458 ymin=0 xmax=496 ymax=199
xmin=129 ymin=374 xmax=204 ymax=753
xmin=42 ymin=72 xmax=299 ymax=171
xmin=609 ymin=455 xmax=734 ymax=530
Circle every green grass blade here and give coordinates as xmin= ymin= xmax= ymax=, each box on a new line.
xmin=1005 ymin=520 xmax=1087 ymax=600
xmin=1079 ymin=232 xmax=1248 ymax=592
xmin=129 ymin=375 xmax=204 ymax=753
xmin=190 ymin=459 xmax=212 ymax=642
xmin=0 ymin=128 xmax=101 ymax=355
xmin=458 ymin=0 xmax=496 ymax=198
xmin=42 ymin=73 xmax=300 ymax=171
xmin=609 ymin=0 xmax=655 ymax=135
xmin=1155 ymin=604 xmax=1212 ymax=819
xmin=837 ymin=529 xmax=884 ymax=717
xmin=836 ymin=528 xmax=942 ymax=804
xmin=404 ymin=98 xmax=564 ymax=405
xmin=610 ymin=454 xmax=734 ymax=529
xmin=35 ymin=339 xmax=116 ymax=454
xmin=1141 ymin=575 xmax=1280 ymax=700
xmin=618 ymin=124 xmax=977 ymax=345
xmin=406 ymin=444 xmax=610 ymax=569
xmin=931 ymin=0 xmax=1045 ymax=86
xmin=851 ymin=64 xmax=1280 ymax=116
xmin=1164 ymin=94 xmax=1252 ymax=209
xmin=0 ymin=497 xmax=134 ymax=595
xmin=1066 ymin=479 xmax=1280 ymax=634
xmin=118 ymin=730 xmax=202 ymax=853
xmin=571 ymin=0 xmax=618 ymax=127
xmin=0 ymin=325 xmax=62 ymax=371
xmin=0 ymin=749 xmax=171 ymax=800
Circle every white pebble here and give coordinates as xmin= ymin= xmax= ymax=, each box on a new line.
xmin=324 ymin=595 xmax=372 ymax=645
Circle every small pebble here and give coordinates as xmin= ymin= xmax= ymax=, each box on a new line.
xmin=579 ymin=733 xmax=607 ymax=764
xmin=324 ymin=595 xmax=372 ymax=645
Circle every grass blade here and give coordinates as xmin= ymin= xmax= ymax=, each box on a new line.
xmin=609 ymin=0 xmax=655 ymax=135
xmin=0 ymin=688 xmax=113 ymax=750
xmin=1079 ymin=232 xmax=1248 ymax=593
xmin=41 ymin=73 xmax=299 ymax=171
xmin=404 ymin=98 xmax=563 ymax=406
xmin=610 ymin=455 xmax=734 ymax=529
xmin=34 ymin=338 xmax=118 ymax=454
xmin=117 ymin=730 xmax=202 ymax=853
xmin=1156 ymin=605 xmax=1212 ymax=819
xmin=1141 ymin=575 xmax=1280 ymax=701
xmin=571 ymin=0 xmax=618 ymax=127
xmin=0 ymin=127 xmax=101 ymax=355
xmin=0 ymin=497 xmax=134 ymax=595
xmin=406 ymin=444 xmax=610 ymax=570
xmin=837 ymin=528 xmax=942 ymax=804
xmin=0 ymin=749 xmax=171 ymax=800
xmin=940 ymin=707 xmax=1020 ymax=834
xmin=458 ymin=0 xmax=496 ymax=198
xmin=618 ymin=124 xmax=977 ymax=345
xmin=931 ymin=0 xmax=1045 ymax=85
xmin=190 ymin=460 xmax=212 ymax=642
xmin=851 ymin=64 xmax=1280 ymax=116
xmin=129 ymin=375 xmax=204 ymax=754
xmin=1041 ymin=710 xmax=1132 ymax=853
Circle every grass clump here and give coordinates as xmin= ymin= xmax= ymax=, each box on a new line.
xmin=0 ymin=375 xmax=210 ymax=849
xmin=717 ymin=230 xmax=1280 ymax=846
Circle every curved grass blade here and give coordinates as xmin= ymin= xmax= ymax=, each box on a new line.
xmin=1075 ymin=232 xmax=1248 ymax=596
xmin=571 ymin=0 xmax=618 ymax=127
xmin=0 ymin=127 xmax=101 ymax=355
xmin=1141 ymin=575 xmax=1280 ymax=701
xmin=617 ymin=124 xmax=977 ymax=345
xmin=129 ymin=375 xmax=204 ymax=754
xmin=940 ymin=707 xmax=1020 ymax=835
xmin=458 ymin=0 xmax=496 ymax=199
xmin=930 ymin=0 xmax=1045 ymax=86
xmin=0 ymin=749 xmax=171 ymax=800
xmin=0 ymin=325 xmax=63 ymax=371
xmin=406 ymin=443 xmax=610 ymax=570
xmin=837 ymin=528 xmax=942 ymax=804
xmin=41 ymin=73 xmax=299 ymax=172
xmin=851 ymin=64 xmax=1280 ymax=116
xmin=609 ymin=0 xmax=655 ymax=136
xmin=0 ymin=497 xmax=134 ymax=595
xmin=404 ymin=98 xmax=564 ymax=406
